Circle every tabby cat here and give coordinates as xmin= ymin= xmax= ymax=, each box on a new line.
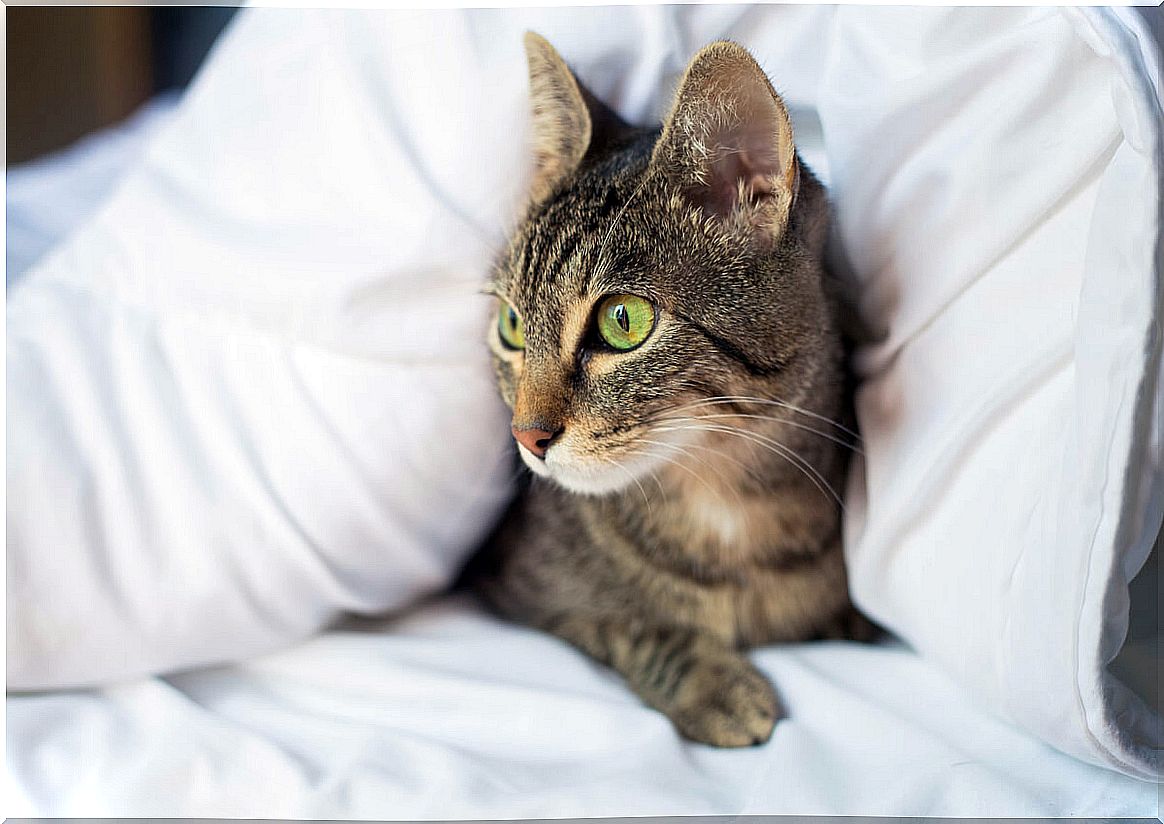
xmin=466 ymin=33 xmax=870 ymax=748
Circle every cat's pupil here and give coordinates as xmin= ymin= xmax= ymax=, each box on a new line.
xmin=615 ymin=304 xmax=629 ymax=333
xmin=507 ymin=307 xmax=517 ymax=328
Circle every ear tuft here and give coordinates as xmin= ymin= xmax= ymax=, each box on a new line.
xmin=652 ymin=41 xmax=798 ymax=241
xmin=524 ymin=32 xmax=593 ymax=204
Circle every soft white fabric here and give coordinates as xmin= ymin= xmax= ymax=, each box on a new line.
xmin=6 ymin=8 xmax=537 ymax=690
xmin=5 ymin=595 xmax=1158 ymax=818
xmin=5 ymin=93 xmax=181 ymax=285
xmin=6 ymin=3 xmax=1160 ymax=790
xmin=826 ymin=7 xmax=1163 ymax=781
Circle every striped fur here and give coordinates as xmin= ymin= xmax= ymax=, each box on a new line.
xmin=465 ymin=35 xmax=871 ymax=747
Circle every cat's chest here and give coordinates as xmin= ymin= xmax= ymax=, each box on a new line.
xmin=651 ymin=485 xmax=819 ymax=567
xmin=608 ymin=489 xmax=845 ymax=645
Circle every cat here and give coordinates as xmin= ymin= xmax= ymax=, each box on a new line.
xmin=464 ymin=32 xmax=872 ymax=748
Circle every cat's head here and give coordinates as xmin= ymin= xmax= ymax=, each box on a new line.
xmin=488 ymin=33 xmax=837 ymax=495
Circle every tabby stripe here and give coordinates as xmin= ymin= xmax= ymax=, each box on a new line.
xmin=661 ymin=655 xmax=697 ymax=702
xmin=647 ymin=632 xmax=693 ymax=693
xmin=596 ymin=621 xmax=614 ymax=665
xmin=629 ymin=625 xmax=655 ymax=664
xmin=544 ymin=230 xmax=583 ymax=287
xmin=640 ymin=630 xmax=675 ymax=687
xmin=520 ymin=240 xmax=542 ymax=289
xmin=679 ymin=314 xmax=784 ymax=377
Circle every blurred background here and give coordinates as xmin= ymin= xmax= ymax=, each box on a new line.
xmin=8 ymin=6 xmax=1161 ymax=168
xmin=7 ymin=7 xmax=237 ymax=165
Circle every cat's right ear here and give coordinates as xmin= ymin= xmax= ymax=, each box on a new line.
xmin=523 ymin=32 xmax=626 ymax=204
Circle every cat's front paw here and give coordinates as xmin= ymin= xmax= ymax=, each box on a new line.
xmin=668 ymin=654 xmax=780 ymax=747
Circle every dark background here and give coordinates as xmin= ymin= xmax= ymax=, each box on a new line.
xmin=6 ymin=7 xmax=237 ymax=165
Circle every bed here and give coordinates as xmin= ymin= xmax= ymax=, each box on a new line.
xmin=6 ymin=6 xmax=1161 ymax=818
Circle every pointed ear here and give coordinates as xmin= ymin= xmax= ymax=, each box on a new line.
xmin=524 ymin=32 xmax=628 ymax=204
xmin=524 ymin=32 xmax=591 ymax=204
xmin=652 ymin=42 xmax=799 ymax=241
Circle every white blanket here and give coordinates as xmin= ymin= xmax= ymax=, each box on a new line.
xmin=6 ymin=595 xmax=1158 ymax=818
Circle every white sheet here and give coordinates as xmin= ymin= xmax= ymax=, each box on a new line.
xmin=5 ymin=595 xmax=1157 ymax=818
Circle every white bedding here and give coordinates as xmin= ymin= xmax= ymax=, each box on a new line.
xmin=6 ymin=7 xmax=1161 ymax=818
xmin=6 ymin=80 xmax=1157 ymax=822
xmin=6 ymin=595 xmax=1158 ymax=818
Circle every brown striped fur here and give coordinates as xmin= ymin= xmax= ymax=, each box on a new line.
xmin=465 ymin=33 xmax=871 ymax=747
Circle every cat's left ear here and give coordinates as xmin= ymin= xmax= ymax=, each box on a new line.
xmin=652 ymin=42 xmax=798 ymax=241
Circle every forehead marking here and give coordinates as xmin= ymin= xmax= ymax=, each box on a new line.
xmin=520 ymin=218 xmax=585 ymax=293
xmin=587 ymin=172 xmax=653 ymax=290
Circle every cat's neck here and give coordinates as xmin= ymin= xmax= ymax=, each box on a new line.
xmin=588 ymin=417 xmax=845 ymax=574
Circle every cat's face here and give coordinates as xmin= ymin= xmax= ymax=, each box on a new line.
xmin=488 ymin=35 xmax=832 ymax=496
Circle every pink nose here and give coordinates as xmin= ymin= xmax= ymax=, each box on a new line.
xmin=512 ymin=425 xmax=561 ymax=460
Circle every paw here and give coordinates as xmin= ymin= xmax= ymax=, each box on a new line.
xmin=668 ymin=654 xmax=780 ymax=747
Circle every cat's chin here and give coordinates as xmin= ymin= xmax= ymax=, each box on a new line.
xmin=518 ymin=442 xmax=650 ymax=497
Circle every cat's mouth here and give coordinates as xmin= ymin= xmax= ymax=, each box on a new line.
xmin=516 ymin=426 xmax=690 ymax=496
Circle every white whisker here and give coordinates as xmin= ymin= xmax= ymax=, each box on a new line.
xmin=623 ymin=441 xmax=728 ymax=509
xmin=636 ymin=437 xmax=746 ymax=511
xmin=657 ymin=395 xmax=861 ymax=441
xmin=653 ymin=420 xmax=845 ymax=512
xmin=644 ymin=434 xmax=770 ymax=488
xmin=659 ymin=411 xmax=862 ymax=455
xmin=601 ymin=456 xmax=652 ymax=516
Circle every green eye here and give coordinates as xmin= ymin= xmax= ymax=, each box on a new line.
xmin=498 ymin=302 xmax=525 ymax=350
xmin=596 ymin=294 xmax=655 ymax=351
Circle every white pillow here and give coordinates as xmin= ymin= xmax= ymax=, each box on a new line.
xmin=7 ymin=8 xmax=541 ymax=689
xmin=7 ymin=4 xmax=1159 ymax=783
xmin=823 ymin=7 xmax=1162 ymax=780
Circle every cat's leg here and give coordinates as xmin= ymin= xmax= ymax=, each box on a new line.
xmin=812 ymin=599 xmax=883 ymax=643
xmin=543 ymin=614 xmax=780 ymax=747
